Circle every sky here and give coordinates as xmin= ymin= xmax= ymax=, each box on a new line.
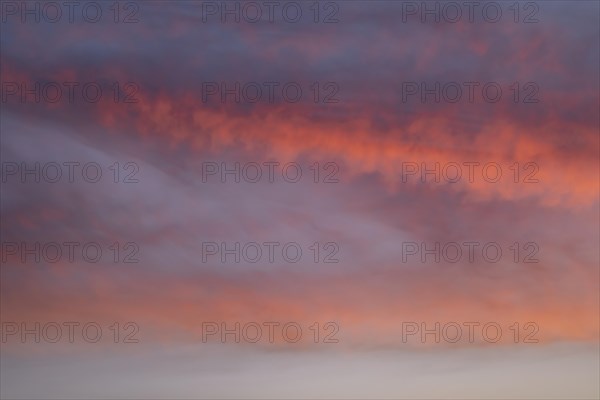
xmin=0 ymin=1 xmax=599 ymax=398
